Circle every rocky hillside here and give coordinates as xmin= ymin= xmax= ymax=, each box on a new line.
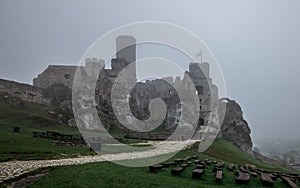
xmin=0 ymin=77 xmax=255 ymax=157
xmin=218 ymin=98 xmax=254 ymax=156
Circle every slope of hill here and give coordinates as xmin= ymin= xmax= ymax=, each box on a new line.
xmin=0 ymin=92 xmax=93 ymax=161
xmin=204 ymin=139 xmax=291 ymax=172
xmin=0 ymin=92 xmax=297 ymax=187
xmin=0 ymin=91 xmax=289 ymax=170
xmin=5 ymin=140 xmax=296 ymax=188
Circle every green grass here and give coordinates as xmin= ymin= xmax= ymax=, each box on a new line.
xmin=0 ymin=93 xmax=151 ymax=161
xmin=1 ymin=139 xmax=299 ymax=187
xmin=25 ymin=148 xmax=299 ymax=188
xmin=0 ymin=125 xmax=95 ymax=161
xmin=1 ymin=93 xmax=299 ymax=187
xmin=204 ymin=139 xmax=292 ymax=173
xmin=0 ymin=93 xmax=95 ymax=161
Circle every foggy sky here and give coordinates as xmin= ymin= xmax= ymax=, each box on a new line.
xmin=1 ymin=0 xmax=300 ymax=142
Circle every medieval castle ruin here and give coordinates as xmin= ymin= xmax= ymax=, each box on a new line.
xmin=0 ymin=35 xmax=220 ymax=132
xmin=0 ymin=35 xmax=256 ymax=154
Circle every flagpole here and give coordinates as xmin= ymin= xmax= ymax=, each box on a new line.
xmin=200 ymin=50 xmax=203 ymax=63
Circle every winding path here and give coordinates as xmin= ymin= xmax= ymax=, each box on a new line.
xmin=0 ymin=140 xmax=199 ymax=183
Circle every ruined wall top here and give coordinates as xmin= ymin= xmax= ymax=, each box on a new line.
xmin=0 ymin=78 xmax=45 ymax=104
xmin=189 ymin=62 xmax=210 ymax=79
xmin=33 ymin=65 xmax=79 ymax=89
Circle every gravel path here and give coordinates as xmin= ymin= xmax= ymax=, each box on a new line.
xmin=0 ymin=140 xmax=199 ymax=183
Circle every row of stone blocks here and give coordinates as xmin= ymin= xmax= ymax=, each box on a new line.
xmin=149 ymin=155 xmax=300 ymax=188
xmin=149 ymin=156 xmax=224 ymax=183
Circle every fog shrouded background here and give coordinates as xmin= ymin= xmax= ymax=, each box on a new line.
xmin=1 ymin=0 xmax=300 ymax=143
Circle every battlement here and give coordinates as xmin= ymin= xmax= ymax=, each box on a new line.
xmin=33 ymin=35 xmax=137 ymax=90
xmin=86 ymin=58 xmax=97 ymax=63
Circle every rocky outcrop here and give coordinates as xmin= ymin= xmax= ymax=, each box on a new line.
xmin=218 ymin=98 xmax=254 ymax=156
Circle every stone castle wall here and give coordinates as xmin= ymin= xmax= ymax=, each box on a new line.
xmin=33 ymin=65 xmax=78 ymax=89
xmin=0 ymin=78 xmax=46 ymax=104
xmin=131 ymin=62 xmax=219 ymax=131
xmin=33 ymin=35 xmax=137 ymax=90
xmin=1 ymin=35 xmax=220 ymax=134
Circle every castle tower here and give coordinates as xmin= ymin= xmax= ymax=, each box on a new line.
xmin=116 ymin=35 xmax=136 ymax=65
xmin=112 ymin=35 xmax=137 ymax=84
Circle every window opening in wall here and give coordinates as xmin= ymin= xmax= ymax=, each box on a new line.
xmin=196 ymin=86 xmax=203 ymax=95
xmin=65 ymin=74 xmax=71 ymax=79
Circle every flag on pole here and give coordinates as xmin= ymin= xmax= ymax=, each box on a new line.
xmin=196 ymin=50 xmax=203 ymax=63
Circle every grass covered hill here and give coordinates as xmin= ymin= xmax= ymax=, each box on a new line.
xmin=1 ymin=92 xmax=299 ymax=187
xmin=8 ymin=141 xmax=298 ymax=188
xmin=0 ymin=92 xmax=94 ymax=161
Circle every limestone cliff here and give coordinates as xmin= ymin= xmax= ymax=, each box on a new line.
xmin=218 ymin=98 xmax=254 ymax=156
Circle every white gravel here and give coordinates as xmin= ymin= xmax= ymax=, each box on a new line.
xmin=0 ymin=140 xmax=200 ymax=183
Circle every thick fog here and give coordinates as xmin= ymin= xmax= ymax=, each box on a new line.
xmin=1 ymin=0 xmax=300 ymax=142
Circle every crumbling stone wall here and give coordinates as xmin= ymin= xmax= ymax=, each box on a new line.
xmin=5 ymin=35 xmax=220 ymax=135
xmin=33 ymin=65 xmax=78 ymax=89
xmin=0 ymin=78 xmax=46 ymax=104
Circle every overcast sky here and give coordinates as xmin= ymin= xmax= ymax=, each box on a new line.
xmin=1 ymin=0 xmax=300 ymax=142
